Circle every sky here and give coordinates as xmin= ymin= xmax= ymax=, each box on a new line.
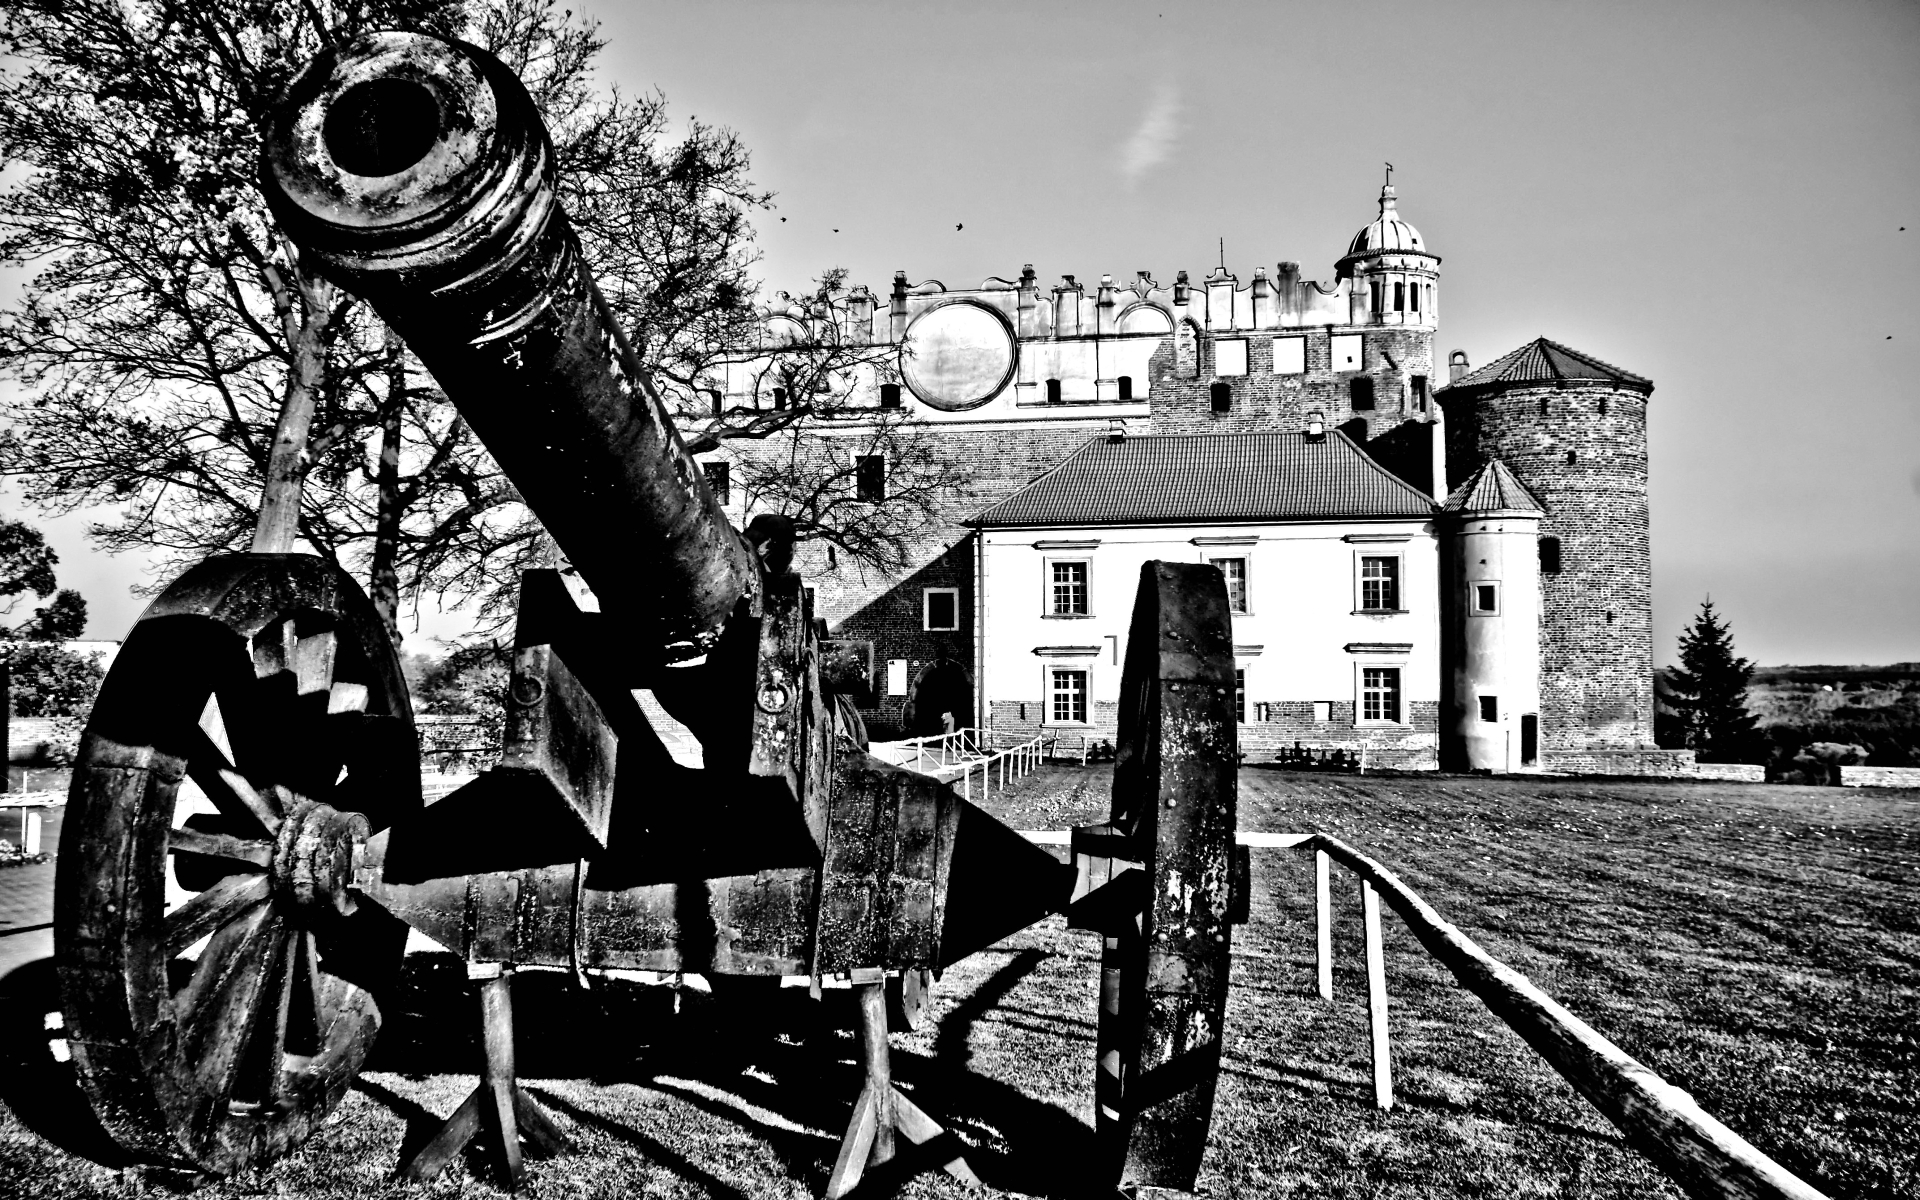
xmin=8 ymin=0 xmax=1919 ymax=666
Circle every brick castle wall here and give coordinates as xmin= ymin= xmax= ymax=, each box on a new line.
xmin=1444 ymin=381 xmax=1653 ymax=751
xmin=1149 ymin=325 xmax=1436 ymax=443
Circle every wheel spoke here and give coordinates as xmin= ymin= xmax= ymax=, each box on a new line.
xmin=166 ymin=874 xmax=271 ymax=958
xmin=262 ymin=932 xmax=300 ymax=1104
xmin=176 ymin=906 xmax=282 ymax=1101
xmin=292 ymin=630 xmax=337 ymax=697
xmin=169 ymin=827 xmax=273 ymax=870
xmin=184 ymin=749 xmax=283 ymax=837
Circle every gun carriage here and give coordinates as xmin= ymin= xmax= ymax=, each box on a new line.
xmin=52 ymin=32 xmax=1247 ymax=1198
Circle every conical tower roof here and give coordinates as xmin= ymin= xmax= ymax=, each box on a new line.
xmin=1439 ymin=337 xmax=1652 ymax=397
xmin=1442 ymin=459 xmax=1545 ymax=516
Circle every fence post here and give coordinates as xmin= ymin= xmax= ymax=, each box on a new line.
xmin=1315 ymin=849 xmax=1332 ymax=1001
xmin=1361 ymin=879 xmax=1392 ymax=1110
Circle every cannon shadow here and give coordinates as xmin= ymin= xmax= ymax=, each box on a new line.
xmin=361 ymin=946 xmax=1101 ymax=1197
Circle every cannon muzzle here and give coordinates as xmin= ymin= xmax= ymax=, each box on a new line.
xmin=260 ymin=31 xmax=755 ymax=660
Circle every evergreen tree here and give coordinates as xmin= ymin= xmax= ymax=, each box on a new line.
xmin=1668 ymin=598 xmax=1758 ymax=762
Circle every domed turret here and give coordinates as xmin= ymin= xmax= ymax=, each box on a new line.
xmin=1336 ymin=173 xmax=1441 ymax=328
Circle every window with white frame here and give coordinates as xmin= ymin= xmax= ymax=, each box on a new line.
xmin=1360 ymin=666 xmax=1403 ymax=724
xmin=1358 ymin=555 xmax=1401 ymax=611
xmin=1049 ymin=668 xmax=1089 ymax=724
xmin=1215 ymin=338 xmax=1248 ymax=376
xmin=1049 ymin=560 xmax=1089 ymax=616
xmin=1211 ymin=557 xmax=1248 ymax=614
xmin=924 ymin=588 xmax=959 ymax=631
xmin=1472 ymin=581 xmax=1501 ymax=615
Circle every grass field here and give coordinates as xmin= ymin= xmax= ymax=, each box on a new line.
xmin=0 ymin=767 xmax=1913 ymax=1199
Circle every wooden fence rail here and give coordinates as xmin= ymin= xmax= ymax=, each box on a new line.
xmin=1306 ymin=833 xmax=1830 ymax=1200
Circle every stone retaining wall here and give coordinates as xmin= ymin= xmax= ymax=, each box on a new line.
xmin=1839 ymin=765 xmax=1920 ymax=789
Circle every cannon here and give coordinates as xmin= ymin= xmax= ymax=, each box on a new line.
xmin=52 ymin=31 xmax=1245 ymax=1197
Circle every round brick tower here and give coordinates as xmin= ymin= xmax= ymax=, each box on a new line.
xmin=1435 ymin=339 xmax=1654 ymax=753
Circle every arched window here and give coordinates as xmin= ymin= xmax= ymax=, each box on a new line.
xmin=1350 ymin=376 xmax=1376 ymax=411
xmin=1045 ymin=378 xmax=1062 ymax=403
xmin=1210 ymin=381 xmax=1232 ymax=412
xmin=879 ymin=383 xmax=902 ymax=409
xmin=1116 ymin=375 xmax=1133 ymax=400
xmin=1410 ymin=282 xmax=1420 ymax=314
xmin=1369 ymin=279 xmax=1383 ymax=312
xmin=772 ymin=386 xmax=788 ymax=410
xmin=1393 ymin=281 xmax=1405 ymax=312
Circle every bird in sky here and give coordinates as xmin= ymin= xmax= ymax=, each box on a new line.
xmin=955 ymin=223 xmax=964 ymax=231
xmin=833 ymin=228 xmax=839 ymax=233
xmin=780 ymin=217 xmax=786 ymax=222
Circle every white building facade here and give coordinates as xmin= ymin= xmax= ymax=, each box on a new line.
xmin=969 ymin=429 xmax=1443 ymax=768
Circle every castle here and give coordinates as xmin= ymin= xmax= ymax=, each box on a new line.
xmin=700 ymin=181 xmax=1660 ymax=772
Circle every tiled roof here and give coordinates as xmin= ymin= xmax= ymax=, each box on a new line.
xmin=1438 ymin=337 xmax=1652 ymax=396
xmin=1442 ymin=459 xmax=1545 ymax=514
xmin=969 ymin=431 xmax=1437 ymax=529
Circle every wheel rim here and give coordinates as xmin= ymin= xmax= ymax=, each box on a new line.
xmin=55 ymin=555 xmax=419 ymax=1173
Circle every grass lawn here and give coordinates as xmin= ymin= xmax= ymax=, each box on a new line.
xmin=0 ymin=767 xmax=1913 ymax=1198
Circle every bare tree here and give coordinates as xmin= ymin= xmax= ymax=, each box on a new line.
xmin=0 ymin=0 xmax=772 ymax=638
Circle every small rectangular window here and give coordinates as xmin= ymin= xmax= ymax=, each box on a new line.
xmin=1211 ymin=557 xmax=1247 ymax=613
xmin=1361 ymin=667 xmax=1402 ymax=723
xmin=1359 ymin=556 xmax=1400 ymax=611
xmin=879 ymin=383 xmax=902 ymax=408
xmin=1050 ymin=669 xmax=1088 ymax=724
xmin=1234 ymin=668 xmax=1246 ymax=723
xmin=1410 ymin=282 xmax=1420 ymax=313
xmin=1215 ymin=338 xmax=1248 ymax=377
xmin=1272 ymin=337 xmax=1306 ymax=375
xmin=924 ymin=588 xmax=959 ymax=631
xmin=855 ymin=454 xmax=885 ymax=501
xmin=1350 ymin=376 xmax=1376 ymax=410
xmin=1393 ymin=281 xmax=1405 ymax=312
xmin=1050 ymin=561 xmax=1089 ymax=615
xmin=1411 ymin=374 xmax=1429 ymax=411
xmin=1312 ymin=701 xmax=1332 ymax=723
xmin=1045 ymin=378 xmax=1062 ymax=403
xmin=1473 ymin=582 xmax=1500 ymax=614
xmin=701 ymin=461 xmax=730 ymax=506
xmin=1539 ymin=536 xmax=1562 ymax=574
xmin=886 ymin=659 xmax=908 ymax=696
xmin=1479 ymin=695 xmax=1499 ymax=723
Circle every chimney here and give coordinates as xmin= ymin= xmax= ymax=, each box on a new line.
xmin=1108 ymin=418 xmax=1127 ymax=444
xmin=1448 ymin=348 xmax=1470 ymax=384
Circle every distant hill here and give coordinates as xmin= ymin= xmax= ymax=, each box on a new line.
xmin=1745 ymin=664 xmax=1920 ymax=771
xmin=1749 ymin=663 xmax=1920 ymax=686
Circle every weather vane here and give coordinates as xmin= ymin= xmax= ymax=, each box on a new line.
xmin=1385 ymin=161 xmax=1394 ymax=187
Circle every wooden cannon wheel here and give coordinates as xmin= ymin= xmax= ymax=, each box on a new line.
xmin=55 ymin=555 xmax=420 ymax=1174
xmin=1092 ymin=562 xmax=1240 ymax=1195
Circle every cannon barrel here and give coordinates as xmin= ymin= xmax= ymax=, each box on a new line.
xmin=259 ymin=31 xmax=755 ymax=660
